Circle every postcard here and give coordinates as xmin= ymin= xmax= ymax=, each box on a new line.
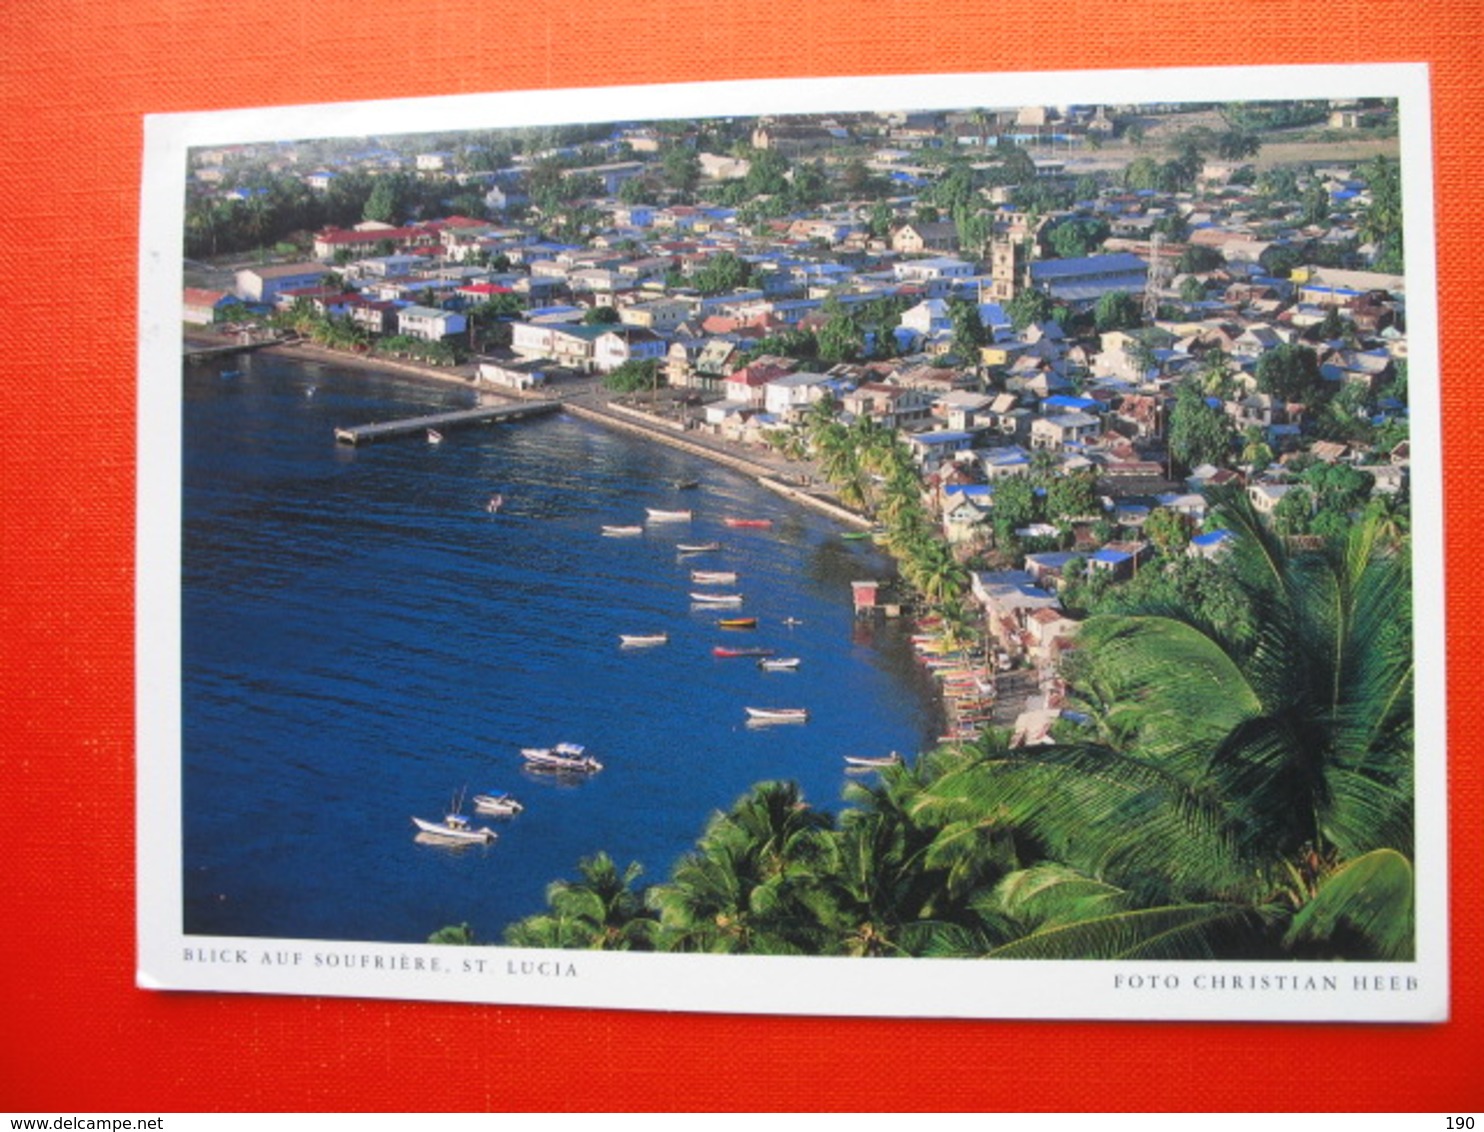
xmin=138 ymin=64 xmax=1446 ymax=1020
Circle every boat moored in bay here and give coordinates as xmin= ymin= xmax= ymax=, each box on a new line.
xmin=471 ymin=792 xmax=524 ymax=816
xmin=412 ymin=813 xmax=497 ymax=844
xmin=620 ymin=632 xmax=669 ymax=647
xmin=744 ymin=706 xmax=808 ymax=723
xmin=520 ymin=742 xmax=603 ymax=773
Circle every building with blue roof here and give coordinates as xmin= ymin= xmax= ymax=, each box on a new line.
xmin=1188 ymin=528 xmax=1237 ymax=561
xmin=1027 ymin=253 xmax=1148 ymax=306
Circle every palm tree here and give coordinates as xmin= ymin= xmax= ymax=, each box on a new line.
xmin=503 ymin=852 xmax=658 ymax=951
xmin=648 ymin=781 xmax=838 ymax=955
xmin=909 ymin=491 xmax=1415 ymax=961
xmin=821 ymin=750 xmax=1014 ymax=956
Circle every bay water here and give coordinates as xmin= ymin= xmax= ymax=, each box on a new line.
xmin=182 ymin=352 xmax=940 ymax=944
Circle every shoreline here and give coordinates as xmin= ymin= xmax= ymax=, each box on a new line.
xmin=196 ymin=332 xmax=873 ymax=531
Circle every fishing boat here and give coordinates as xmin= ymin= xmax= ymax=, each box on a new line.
xmin=758 ymin=657 xmax=801 ymax=671
xmin=646 ymin=508 xmax=693 ymax=522
xmin=690 ymin=570 xmax=737 ymax=585
xmin=744 ymin=706 xmax=808 ymax=723
xmin=411 ymin=813 xmax=497 ymax=844
xmin=676 ymin=541 xmax=721 ymax=554
xmin=690 ymin=592 xmax=743 ymax=605
xmin=713 ymin=646 xmax=775 ymax=658
xmin=520 ymin=742 xmax=603 ymax=773
xmin=619 ymin=632 xmax=669 ymax=647
xmin=602 ymin=524 xmax=643 ymax=537
xmin=717 ymin=617 xmax=758 ymax=629
xmin=427 ymin=429 xmax=444 ymax=445
xmin=471 ymin=792 xmax=524 ymax=816
xmin=724 ymin=517 xmax=772 ymax=529
xmin=844 ymin=752 xmax=903 ymax=769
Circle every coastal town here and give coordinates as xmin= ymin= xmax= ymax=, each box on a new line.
xmin=180 ymin=99 xmax=1417 ymax=959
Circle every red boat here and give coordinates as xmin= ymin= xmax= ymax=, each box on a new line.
xmin=713 ymin=646 xmax=775 ymax=658
xmin=723 ymin=518 xmax=773 ymax=529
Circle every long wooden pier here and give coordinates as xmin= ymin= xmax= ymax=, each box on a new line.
xmin=183 ymin=338 xmax=285 ymax=363
xmin=333 ymin=400 xmax=562 ymax=445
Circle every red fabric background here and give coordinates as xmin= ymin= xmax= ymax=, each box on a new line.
xmin=1 ymin=0 xmax=1479 ymax=1111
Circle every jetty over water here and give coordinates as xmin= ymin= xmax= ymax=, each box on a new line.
xmin=333 ymin=400 xmax=561 ymax=445
xmin=183 ymin=338 xmax=285 ymax=364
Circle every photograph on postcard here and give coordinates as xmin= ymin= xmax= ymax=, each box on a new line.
xmin=137 ymin=65 xmax=1446 ymax=1020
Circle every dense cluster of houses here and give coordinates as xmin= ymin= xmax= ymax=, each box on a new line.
xmin=184 ymin=106 xmax=1410 ymax=725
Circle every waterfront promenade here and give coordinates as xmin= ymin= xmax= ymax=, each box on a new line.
xmin=195 ymin=332 xmax=873 ymax=531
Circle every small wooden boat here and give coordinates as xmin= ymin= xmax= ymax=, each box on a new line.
xmin=676 ymin=541 xmax=721 ymax=554
xmin=841 ymin=530 xmax=872 ymax=541
xmin=620 ymin=632 xmax=669 ymax=647
xmin=717 ymin=617 xmax=758 ymax=629
xmin=520 ymin=742 xmax=603 ymax=773
xmin=690 ymin=592 xmax=743 ymax=605
xmin=674 ymin=479 xmax=700 ymax=490
xmin=724 ymin=518 xmax=772 ymax=529
xmin=646 ymin=508 xmax=693 ymax=522
xmin=690 ymin=570 xmax=737 ymax=585
xmin=745 ymin=706 xmax=808 ymax=722
xmin=759 ymin=657 xmax=801 ymax=671
xmin=427 ymin=429 xmax=444 ymax=445
xmin=844 ymin=753 xmax=902 ymax=769
xmin=471 ymin=792 xmax=524 ymax=816
xmin=602 ymin=524 xmax=643 ymax=537
xmin=411 ymin=814 xmax=496 ymax=844
xmin=714 ymin=646 xmax=775 ymax=658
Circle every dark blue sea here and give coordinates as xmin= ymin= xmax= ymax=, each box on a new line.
xmin=182 ymin=352 xmax=941 ymax=944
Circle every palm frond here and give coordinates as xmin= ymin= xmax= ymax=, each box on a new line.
xmin=987 ymin=901 xmax=1281 ymax=961
xmin=1283 ymin=848 xmax=1415 ymax=960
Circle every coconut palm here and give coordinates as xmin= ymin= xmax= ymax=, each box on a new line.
xmin=503 ymin=852 xmax=658 ymax=951
xmin=820 ymin=749 xmax=1018 ymax=956
xmin=648 ymin=781 xmax=839 ymax=955
xmin=909 ymin=491 xmax=1415 ymax=961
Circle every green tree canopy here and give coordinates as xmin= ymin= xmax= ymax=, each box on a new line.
xmin=1256 ymin=343 xmax=1322 ymax=402
xmin=1168 ymin=380 xmax=1232 ymax=471
xmin=1094 ymin=290 xmax=1142 ymax=333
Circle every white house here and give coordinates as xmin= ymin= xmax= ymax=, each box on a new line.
xmin=593 ymin=327 xmax=666 ymax=374
xmin=397 ymin=305 xmax=467 ymax=342
xmin=234 ymin=263 xmax=330 ymax=304
xmin=1030 ymin=411 xmax=1101 ymax=450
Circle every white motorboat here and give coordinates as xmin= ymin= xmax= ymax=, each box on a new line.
xmin=844 ymin=753 xmax=903 ymax=770
xmin=690 ymin=592 xmax=743 ymax=605
xmin=646 ymin=508 xmax=692 ymax=522
xmin=411 ymin=813 xmax=496 ymax=844
xmin=676 ymin=541 xmax=721 ymax=554
xmin=602 ymin=524 xmax=643 ymax=537
xmin=758 ymin=657 xmax=801 ymax=671
xmin=620 ymin=632 xmax=669 ymax=647
xmin=471 ymin=792 xmax=524 ymax=816
xmin=521 ymin=742 xmax=603 ymax=773
xmin=690 ymin=570 xmax=737 ymax=585
xmin=744 ymin=706 xmax=808 ymax=723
